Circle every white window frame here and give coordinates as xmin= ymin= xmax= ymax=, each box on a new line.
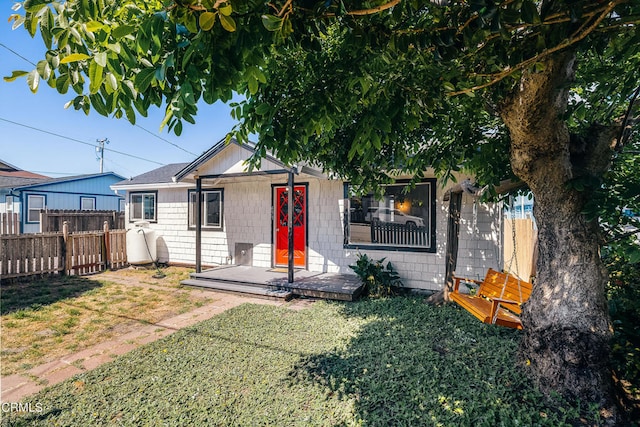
xmin=5 ymin=196 xmax=13 ymax=214
xmin=27 ymin=194 xmax=45 ymax=223
xmin=188 ymin=189 xmax=223 ymax=230
xmin=80 ymin=197 xmax=96 ymax=211
xmin=130 ymin=192 xmax=157 ymax=222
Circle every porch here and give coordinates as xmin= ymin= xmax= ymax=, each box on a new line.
xmin=181 ymin=265 xmax=365 ymax=301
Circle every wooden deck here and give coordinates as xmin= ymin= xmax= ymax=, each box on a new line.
xmin=181 ymin=265 xmax=365 ymax=301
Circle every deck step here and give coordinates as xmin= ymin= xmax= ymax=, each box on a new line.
xmin=181 ymin=279 xmax=293 ymax=300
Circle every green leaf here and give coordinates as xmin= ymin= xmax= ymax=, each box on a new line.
xmin=111 ymin=25 xmax=135 ymax=39
xmin=199 ymin=12 xmax=216 ymax=31
xmin=85 ymin=21 xmax=104 ymax=32
xmin=88 ymin=60 xmax=104 ymax=94
xmin=443 ymin=82 xmax=455 ymax=92
xmin=89 ymin=93 xmax=109 ymax=116
xmin=181 ymin=81 xmax=196 ymax=105
xmin=94 ymin=51 xmax=107 ymax=67
xmin=105 ymin=72 xmax=118 ymax=92
xmin=3 ymin=70 xmax=29 ymax=82
xmin=521 ymin=0 xmax=540 ymax=24
xmin=261 ymin=14 xmax=282 ymax=32
xmin=59 ymin=53 xmax=90 ymax=64
xmin=247 ymin=75 xmax=258 ymax=95
xmin=23 ymin=0 xmax=49 ymax=13
xmin=55 ymin=73 xmax=70 ymax=94
xmin=36 ymin=60 xmax=51 ymax=80
xmin=219 ymin=14 xmax=236 ymax=32
xmin=135 ymin=67 xmax=156 ymax=92
xmin=26 ymin=69 xmax=40 ymax=93
xmin=219 ymin=4 xmax=232 ymax=16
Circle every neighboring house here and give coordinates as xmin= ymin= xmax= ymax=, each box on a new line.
xmin=0 ymin=159 xmax=49 ymax=220
xmin=112 ymin=139 xmax=502 ymax=291
xmin=0 ymin=162 xmax=125 ymax=234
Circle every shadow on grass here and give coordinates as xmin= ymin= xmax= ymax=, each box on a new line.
xmin=288 ymin=298 xmax=578 ymax=426
xmin=0 ymin=276 xmax=105 ymax=315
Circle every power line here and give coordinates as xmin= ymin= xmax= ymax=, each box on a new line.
xmin=135 ymin=124 xmax=198 ymax=156
xmin=0 ymin=117 xmax=165 ymax=166
xmin=3 ymin=41 xmax=198 ymax=159
xmin=0 ymin=42 xmax=36 ymax=67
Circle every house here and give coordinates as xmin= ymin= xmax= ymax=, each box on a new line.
xmin=111 ymin=139 xmax=503 ymax=291
xmin=0 ymin=161 xmax=125 ymax=234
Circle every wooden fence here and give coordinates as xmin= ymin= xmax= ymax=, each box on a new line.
xmin=370 ymin=221 xmax=429 ymax=246
xmin=0 ymin=222 xmax=127 ymax=280
xmin=504 ymin=218 xmax=537 ymax=282
xmin=1 ymin=212 xmax=20 ymax=235
xmin=40 ymin=210 xmax=125 ymax=233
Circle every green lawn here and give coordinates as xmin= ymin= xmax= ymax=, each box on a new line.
xmin=2 ymin=298 xmax=597 ymax=426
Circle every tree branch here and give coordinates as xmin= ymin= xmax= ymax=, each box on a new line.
xmin=322 ymin=0 xmax=402 ymax=17
xmin=615 ymin=84 xmax=640 ymax=151
xmin=447 ymin=0 xmax=622 ymax=97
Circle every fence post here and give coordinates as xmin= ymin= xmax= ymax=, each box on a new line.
xmin=63 ymin=221 xmax=71 ymax=275
xmin=103 ymin=221 xmax=110 ymax=271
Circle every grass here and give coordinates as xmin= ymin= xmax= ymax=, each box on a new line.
xmin=1 ymin=298 xmax=599 ymax=426
xmin=0 ymin=267 xmax=212 ymax=376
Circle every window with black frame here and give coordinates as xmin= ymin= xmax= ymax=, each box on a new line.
xmin=188 ymin=189 xmax=223 ymax=230
xmin=344 ymin=180 xmax=436 ymax=252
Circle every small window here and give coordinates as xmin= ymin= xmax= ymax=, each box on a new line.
xmin=81 ymin=197 xmax=96 ymax=210
xmin=27 ymin=194 xmax=45 ymax=223
xmin=119 ymin=199 xmax=125 ymax=212
xmin=188 ymin=189 xmax=223 ymax=229
xmin=344 ymin=180 xmax=436 ymax=252
xmin=130 ymin=192 xmax=156 ymax=221
xmin=5 ymin=196 xmax=13 ymax=214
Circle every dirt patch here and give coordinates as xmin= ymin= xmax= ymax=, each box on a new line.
xmin=1 ymin=267 xmax=214 ymax=376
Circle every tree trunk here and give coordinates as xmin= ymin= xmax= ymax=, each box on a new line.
xmin=500 ymin=51 xmax=621 ymax=423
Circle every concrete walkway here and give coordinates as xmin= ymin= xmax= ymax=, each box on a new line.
xmin=1 ymin=292 xmax=314 ymax=403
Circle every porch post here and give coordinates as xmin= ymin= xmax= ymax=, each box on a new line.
xmin=195 ymin=176 xmax=202 ymax=273
xmin=287 ymin=169 xmax=294 ymax=283
xmin=444 ymin=191 xmax=462 ymax=291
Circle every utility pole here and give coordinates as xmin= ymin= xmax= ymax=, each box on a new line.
xmin=96 ymin=138 xmax=109 ymax=173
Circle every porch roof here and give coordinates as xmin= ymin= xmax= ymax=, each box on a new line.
xmin=173 ymin=138 xmax=327 ymax=183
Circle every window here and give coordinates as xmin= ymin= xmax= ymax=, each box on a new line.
xmin=344 ymin=180 xmax=436 ymax=252
xmin=5 ymin=196 xmax=13 ymax=214
xmin=130 ymin=192 xmax=156 ymax=221
xmin=80 ymin=197 xmax=96 ymax=210
xmin=119 ymin=199 xmax=125 ymax=212
xmin=27 ymin=194 xmax=45 ymax=223
xmin=188 ymin=189 xmax=223 ymax=229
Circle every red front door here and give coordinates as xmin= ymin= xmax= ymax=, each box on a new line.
xmin=274 ymin=186 xmax=306 ymax=267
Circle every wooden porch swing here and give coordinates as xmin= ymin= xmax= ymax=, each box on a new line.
xmin=449 ymin=195 xmax=533 ymax=330
xmin=450 ymin=268 xmax=533 ymax=329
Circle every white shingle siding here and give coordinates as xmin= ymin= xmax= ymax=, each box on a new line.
xmin=123 ymin=172 xmax=501 ymax=292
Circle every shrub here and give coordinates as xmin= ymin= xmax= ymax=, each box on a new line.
xmin=349 ymin=253 xmax=403 ymax=297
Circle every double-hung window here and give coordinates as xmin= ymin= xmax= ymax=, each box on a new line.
xmin=344 ymin=179 xmax=436 ymax=252
xmin=80 ymin=197 xmax=96 ymax=210
xmin=189 ymin=189 xmax=223 ymax=230
xmin=27 ymin=194 xmax=45 ymax=223
xmin=130 ymin=192 xmax=156 ymax=221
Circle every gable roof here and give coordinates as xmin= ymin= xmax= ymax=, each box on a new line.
xmin=8 ymin=172 xmax=126 ymax=191
xmin=0 ymin=159 xmax=50 ymax=189
xmin=172 ymin=138 xmax=286 ymax=182
xmin=114 ymin=163 xmax=190 ymax=186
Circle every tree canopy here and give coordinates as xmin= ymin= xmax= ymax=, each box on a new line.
xmin=7 ymin=0 xmax=640 ymax=423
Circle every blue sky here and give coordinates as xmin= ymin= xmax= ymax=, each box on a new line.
xmin=0 ymin=6 xmax=239 ymax=178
